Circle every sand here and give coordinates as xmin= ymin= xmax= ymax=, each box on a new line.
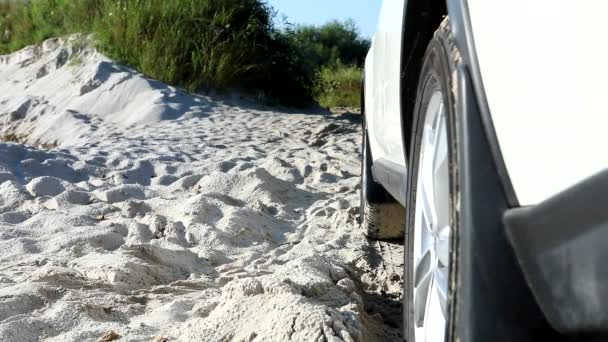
xmin=0 ymin=36 xmax=402 ymax=341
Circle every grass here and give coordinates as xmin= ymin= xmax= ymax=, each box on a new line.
xmin=0 ymin=0 xmax=312 ymax=106
xmin=0 ymin=1 xmax=367 ymax=108
xmin=315 ymin=64 xmax=362 ymax=109
xmin=93 ymin=1 xmax=276 ymax=91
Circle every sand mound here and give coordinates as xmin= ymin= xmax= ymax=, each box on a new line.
xmin=0 ymin=37 xmax=402 ymax=341
xmin=0 ymin=35 xmax=213 ymax=147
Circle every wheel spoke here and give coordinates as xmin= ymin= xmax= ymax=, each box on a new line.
xmin=432 ymin=112 xmax=450 ymax=232
xmin=418 ymin=184 xmax=435 ymax=234
xmin=431 ymin=103 xmax=445 ymax=154
xmin=414 ymin=248 xmax=432 ymax=287
xmin=435 ymin=266 xmax=449 ymax=317
xmin=435 ymin=225 xmax=450 ymax=268
xmin=414 ymin=258 xmax=434 ymax=327
xmin=432 ymin=108 xmax=448 ymax=170
xmin=420 ymin=132 xmax=437 ymax=226
xmin=424 ymin=277 xmax=447 ymax=341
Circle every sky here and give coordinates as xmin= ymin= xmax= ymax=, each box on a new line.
xmin=266 ymin=0 xmax=383 ymax=38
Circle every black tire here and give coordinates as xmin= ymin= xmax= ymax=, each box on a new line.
xmin=404 ymin=18 xmax=562 ymax=342
xmin=360 ymin=102 xmax=405 ymax=240
xmin=403 ymin=17 xmax=460 ymax=342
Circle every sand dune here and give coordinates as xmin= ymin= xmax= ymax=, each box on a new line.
xmin=0 ymin=37 xmax=402 ymax=341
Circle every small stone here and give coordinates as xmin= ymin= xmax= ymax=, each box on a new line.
xmin=302 ymin=164 xmax=313 ymax=178
xmin=99 ymin=330 xmax=120 ymax=341
xmin=336 ymin=278 xmax=356 ymax=294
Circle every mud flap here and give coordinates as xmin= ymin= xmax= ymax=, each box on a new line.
xmin=505 ymin=170 xmax=608 ymax=335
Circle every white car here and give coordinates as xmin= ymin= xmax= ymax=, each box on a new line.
xmin=361 ymin=0 xmax=608 ymax=341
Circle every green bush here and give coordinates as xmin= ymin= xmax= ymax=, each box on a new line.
xmin=0 ymin=0 xmax=313 ymax=106
xmin=284 ymin=20 xmax=368 ymax=109
xmin=315 ymin=63 xmax=362 ymax=108
xmin=287 ymin=19 xmax=370 ymax=71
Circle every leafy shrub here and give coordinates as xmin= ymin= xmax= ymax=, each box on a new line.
xmin=315 ymin=63 xmax=362 ymax=108
xmin=285 ymin=19 xmax=369 ymax=109
xmin=287 ymin=19 xmax=370 ymax=71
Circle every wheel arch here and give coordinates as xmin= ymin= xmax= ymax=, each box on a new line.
xmin=399 ymin=0 xmax=447 ymax=163
xmin=399 ymin=0 xmax=518 ymax=206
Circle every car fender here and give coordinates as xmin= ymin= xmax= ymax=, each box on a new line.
xmin=467 ymin=0 xmax=608 ymax=206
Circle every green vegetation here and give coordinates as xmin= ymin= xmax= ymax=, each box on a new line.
xmin=286 ymin=19 xmax=369 ymax=76
xmin=286 ymin=19 xmax=369 ymax=108
xmin=314 ymin=63 xmax=362 ymax=108
xmin=0 ymin=0 xmax=369 ymax=108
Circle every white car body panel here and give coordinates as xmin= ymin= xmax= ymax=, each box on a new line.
xmin=364 ymin=0 xmax=406 ymax=168
xmin=468 ymin=0 xmax=608 ymax=206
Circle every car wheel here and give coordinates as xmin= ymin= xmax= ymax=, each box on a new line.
xmin=360 ymin=111 xmax=405 ymax=240
xmin=404 ymin=18 xmax=458 ymax=342
xmin=404 ymin=16 xmax=567 ymax=342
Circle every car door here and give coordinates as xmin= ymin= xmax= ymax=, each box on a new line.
xmin=364 ymin=0 xmax=407 ymax=201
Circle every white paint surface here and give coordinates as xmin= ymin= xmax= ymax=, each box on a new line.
xmin=469 ymin=0 xmax=608 ymax=205
xmin=365 ymin=0 xmax=407 ymax=168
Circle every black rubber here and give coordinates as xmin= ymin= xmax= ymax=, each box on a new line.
xmin=403 ymin=17 xmax=460 ymax=342
xmin=505 ymin=169 xmax=608 ymax=335
xmin=404 ymin=18 xmax=562 ymax=342
xmin=452 ymin=65 xmax=563 ymax=342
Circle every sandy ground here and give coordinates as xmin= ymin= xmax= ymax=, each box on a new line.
xmin=0 ymin=36 xmax=403 ymax=341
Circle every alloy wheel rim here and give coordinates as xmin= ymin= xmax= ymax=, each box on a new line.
xmin=413 ymin=91 xmax=451 ymax=342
